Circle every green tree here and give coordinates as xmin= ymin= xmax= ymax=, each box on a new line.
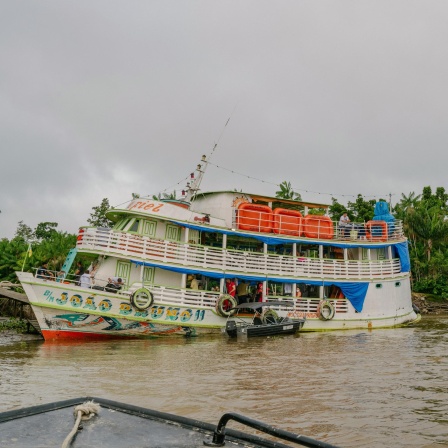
xmin=0 ymin=230 xmax=77 ymax=282
xmin=14 ymin=221 xmax=33 ymax=242
xmin=275 ymin=181 xmax=302 ymax=201
xmin=328 ymin=197 xmax=348 ymax=221
xmin=393 ymin=192 xmax=421 ymax=220
xmin=347 ymin=195 xmax=376 ymax=223
xmin=34 ymin=222 xmax=58 ymax=240
xmin=400 ymin=191 xmax=421 ymax=211
xmin=420 ymin=186 xmax=448 ymax=214
xmin=406 ymin=203 xmax=448 ymax=262
xmin=0 ymin=237 xmax=28 ymax=282
xmin=87 ymin=198 xmax=114 ymax=228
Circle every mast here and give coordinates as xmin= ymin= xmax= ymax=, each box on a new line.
xmin=184 ymin=154 xmax=208 ymax=202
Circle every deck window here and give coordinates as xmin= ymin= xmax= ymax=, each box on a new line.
xmin=115 ymin=218 xmax=132 ymax=231
xmin=142 ymin=220 xmax=157 ymax=237
xmin=165 ymin=224 xmax=181 ymax=242
xmin=128 ymin=219 xmax=140 ymax=233
xmin=143 ymin=267 xmax=155 ymax=285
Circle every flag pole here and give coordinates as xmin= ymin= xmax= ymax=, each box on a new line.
xmin=22 ymin=243 xmax=32 ymax=272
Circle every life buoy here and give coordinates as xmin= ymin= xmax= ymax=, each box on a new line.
xmin=262 ymin=309 xmax=279 ymax=324
xmin=317 ymin=299 xmax=335 ymax=321
xmin=365 ymin=220 xmax=388 ymax=242
xmin=130 ymin=287 xmax=154 ymax=311
xmin=215 ymin=294 xmax=237 ymax=317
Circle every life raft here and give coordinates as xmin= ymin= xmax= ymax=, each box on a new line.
xmin=272 ymin=208 xmax=303 ymax=236
xmin=130 ymin=287 xmax=154 ymax=311
xmin=237 ymin=203 xmax=273 ymax=233
xmin=365 ymin=220 xmax=388 ymax=242
xmin=303 ymin=215 xmax=334 ymax=240
xmin=317 ymin=299 xmax=335 ymax=320
xmin=215 ymin=294 xmax=237 ymax=317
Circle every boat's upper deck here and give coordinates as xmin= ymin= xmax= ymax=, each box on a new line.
xmin=106 ymin=193 xmax=404 ymax=245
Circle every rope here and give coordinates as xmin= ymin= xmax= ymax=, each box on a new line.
xmin=61 ymin=401 xmax=100 ymax=448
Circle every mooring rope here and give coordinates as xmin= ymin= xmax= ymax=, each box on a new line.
xmin=61 ymin=401 xmax=100 ymax=448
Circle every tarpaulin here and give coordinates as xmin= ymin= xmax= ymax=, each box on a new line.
xmin=130 ymin=259 xmax=369 ymax=312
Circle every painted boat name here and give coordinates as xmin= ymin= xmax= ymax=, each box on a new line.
xmin=43 ymin=290 xmax=205 ymax=322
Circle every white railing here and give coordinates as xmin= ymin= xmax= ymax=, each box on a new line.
xmin=233 ymin=213 xmax=404 ymax=242
xmin=77 ymin=228 xmax=403 ymax=280
xmin=31 ymin=270 xmax=350 ymax=314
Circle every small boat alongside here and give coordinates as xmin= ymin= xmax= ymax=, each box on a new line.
xmin=0 ymin=396 xmax=340 ymax=447
xmin=225 ymin=301 xmax=305 ymax=338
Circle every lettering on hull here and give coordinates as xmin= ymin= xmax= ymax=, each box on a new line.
xmin=42 ymin=290 xmax=206 ymax=323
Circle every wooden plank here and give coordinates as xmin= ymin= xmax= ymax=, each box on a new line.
xmin=0 ymin=287 xmax=29 ymax=304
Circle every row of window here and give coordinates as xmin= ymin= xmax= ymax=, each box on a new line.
xmin=114 ymin=218 xmax=180 ymax=241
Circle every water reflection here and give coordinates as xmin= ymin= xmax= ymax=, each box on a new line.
xmin=0 ymin=317 xmax=447 ymax=447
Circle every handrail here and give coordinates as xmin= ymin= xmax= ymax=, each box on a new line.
xmin=204 ymin=412 xmax=340 ymax=448
xmin=232 ymin=212 xmax=403 ymax=241
xmin=76 ymin=228 xmax=403 ymax=280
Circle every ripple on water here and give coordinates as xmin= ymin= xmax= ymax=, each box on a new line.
xmin=0 ymin=317 xmax=447 ymax=447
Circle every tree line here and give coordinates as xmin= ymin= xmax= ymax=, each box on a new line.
xmin=0 ymin=198 xmax=113 ymax=283
xmin=2 ymin=188 xmax=448 ymax=299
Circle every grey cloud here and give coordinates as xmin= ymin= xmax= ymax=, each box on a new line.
xmin=1 ymin=1 xmax=448 ymax=238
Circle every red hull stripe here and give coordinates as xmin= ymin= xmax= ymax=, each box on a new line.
xmin=40 ymin=329 xmax=161 ymax=340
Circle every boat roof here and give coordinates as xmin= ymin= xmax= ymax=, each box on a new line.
xmin=193 ymin=190 xmax=330 ymax=209
xmin=231 ymin=301 xmax=295 ymax=310
xmin=0 ymin=396 xmax=339 ymax=448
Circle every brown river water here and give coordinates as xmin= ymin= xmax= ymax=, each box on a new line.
xmin=0 ymin=316 xmax=447 ymax=448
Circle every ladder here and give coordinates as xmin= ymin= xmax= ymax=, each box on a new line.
xmin=60 ymin=248 xmax=78 ymax=279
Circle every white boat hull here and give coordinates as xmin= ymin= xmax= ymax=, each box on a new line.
xmin=17 ymin=272 xmax=419 ymax=340
xmin=17 ymin=273 xmax=226 ymax=339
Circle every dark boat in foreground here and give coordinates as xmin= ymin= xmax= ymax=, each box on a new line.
xmin=0 ymin=396 xmax=339 ymax=447
xmin=225 ymin=301 xmax=306 ymax=338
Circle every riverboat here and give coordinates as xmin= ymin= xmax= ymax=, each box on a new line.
xmin=16 ymin=155 xmax=420 ymax=339
xmin=0 ymin=396 xmax=339 ymax=447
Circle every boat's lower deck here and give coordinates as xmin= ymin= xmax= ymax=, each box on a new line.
xmin=16 ymin=272 xmax=420 ymax=339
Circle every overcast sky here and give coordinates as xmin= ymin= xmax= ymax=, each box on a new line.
xmin=1 ymin=1 xmax=447 ymax=239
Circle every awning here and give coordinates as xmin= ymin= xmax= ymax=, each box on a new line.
xmin=131 ymin=259 xmax=370 ymax=312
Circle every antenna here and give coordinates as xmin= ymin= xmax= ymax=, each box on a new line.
xmin=183 ymin=111 xmax=235 ymax=202
xmin=184 ymin=155 xmax=208 ymax=202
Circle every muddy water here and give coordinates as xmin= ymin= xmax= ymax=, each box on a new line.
xmin=0 ymin=317 xmax=447 ymax=447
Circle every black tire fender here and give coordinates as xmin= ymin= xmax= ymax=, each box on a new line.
xmin=130 ymin=287 xmax=154 ymax=311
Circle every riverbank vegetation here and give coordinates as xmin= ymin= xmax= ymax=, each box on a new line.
xmin=0 ymin=317 xmax=28 ymax=333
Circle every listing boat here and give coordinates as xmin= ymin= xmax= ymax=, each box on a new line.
xmin=16 ymin=155 xmax=420 ymax=339
xmin=0 ymin=396 xmax=339 ymax=447
xmin=225 ymin=301 xmax=305 ymax=338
